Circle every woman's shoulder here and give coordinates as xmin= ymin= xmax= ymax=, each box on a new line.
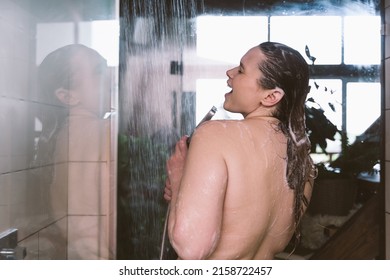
xmin=195 ymin=118 xmax=276 ymax=134
xmin=189 ymin=119 xmax=247 ymax=148
xmin=193 ymin=119 xmax=242 ymax=136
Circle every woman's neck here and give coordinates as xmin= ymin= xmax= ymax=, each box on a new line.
xmin=243 ymin=106 xmax=276 ymax=120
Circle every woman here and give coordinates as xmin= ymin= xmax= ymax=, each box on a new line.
xmin=164 ymin=42 xmax=316 ymax=260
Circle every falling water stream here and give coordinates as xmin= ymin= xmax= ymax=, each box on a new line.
xmin=117 ymin=0 xmax=198 ymax=260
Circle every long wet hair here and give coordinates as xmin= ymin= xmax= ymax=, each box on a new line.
xmin=32 ymin=45 xmax=89 ymax=167
xmin=258 ymin=41 xmax=316 ymax=242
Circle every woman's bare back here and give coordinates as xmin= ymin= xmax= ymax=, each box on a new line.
xmin=203 ymin=118 xmax=296 ymax=259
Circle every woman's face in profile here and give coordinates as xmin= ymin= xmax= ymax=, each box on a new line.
xmin=224 ymin=47 xmax=267 ymax=115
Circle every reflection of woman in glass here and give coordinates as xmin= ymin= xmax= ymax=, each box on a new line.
xmin=34 ymin=44 xmax=111 ymax=259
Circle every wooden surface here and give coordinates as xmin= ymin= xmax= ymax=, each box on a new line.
xmin=310 ymin=192 xmax=384 ymax=260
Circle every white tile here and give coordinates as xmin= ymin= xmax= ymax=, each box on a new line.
xmin=47 ymin=163 xmax=69 ymax=220
xmin=0 ymin=98 xmax=32 ymax=173
xmin=12 ymin=21 xmax=32 ymax=62
xmin=0 ymin=1 xmax=33 ymax=100
xmin=0 ymin=205 xmax=10 ymax=236
xmin=0 ymin=174 xmax=11 ymax=233
xmin=0 ymin=98 xmax=68 ymax=173
xmin=24 ymin=165 xmax=68 ymax=226
xmin=68 ymin=116 xmax=110 ymax=162
xmin=38 ymin=217 xmax=67 ymax=260
xmin=0 ymin=0 xmax=23 ymax=27
xmin=19 ymin=232 xmax=39 ymax=260
xmin=66 ymin=115 xmax=110 ymax=215
xmin=0 ymin=98 xmax=20 ymax=173
xmin=4 ymin=166 xmax=67 ymax=241
xmin=0 ymin=57 xmax=16 ymax=98
xmin=68 ymin=162 xmax=109 ymax=215
xmin=67 ymin=215 xmax=109 ymax=260
xmin=5 ymin=171 xmax=29 ymax=239
xmin=9 ymin=60 xmax=30 ymax=100
xmin=0 ymin=54 xmax=30 ymax=101
xmin=28 ymin=102 xmax=69 ymax=168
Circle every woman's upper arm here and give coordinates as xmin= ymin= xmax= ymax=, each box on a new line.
xmin=170 ymin=122 xmax=228 ymax=259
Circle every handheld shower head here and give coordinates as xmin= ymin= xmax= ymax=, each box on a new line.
xmin=186 ymin=106 xmax=217 ymax=146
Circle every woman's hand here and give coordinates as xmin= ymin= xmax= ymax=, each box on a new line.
xmin=164 ymin=135 xmax=189 ymax=202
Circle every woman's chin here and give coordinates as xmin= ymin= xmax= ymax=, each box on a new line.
xmin=222 ymin=103 xmax=232 ymax=112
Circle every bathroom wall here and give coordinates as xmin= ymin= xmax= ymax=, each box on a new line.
xmin=385 ymin=0 xmax=390 ymax=260
xmin=0 ymin=0 xmax=118 ymax=259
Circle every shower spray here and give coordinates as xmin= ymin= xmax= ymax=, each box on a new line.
xmin=160 ymin=105 xmax=217 ymax=260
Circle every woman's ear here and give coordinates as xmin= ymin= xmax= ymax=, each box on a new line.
xmin=55 ymin=88 xmax=80 ymax=106
xmin=261 ymin=87 xmax=285 ymax=107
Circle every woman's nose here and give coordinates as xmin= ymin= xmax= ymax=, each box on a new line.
xmin=226 ymin=68 xmax=234 ymax=78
